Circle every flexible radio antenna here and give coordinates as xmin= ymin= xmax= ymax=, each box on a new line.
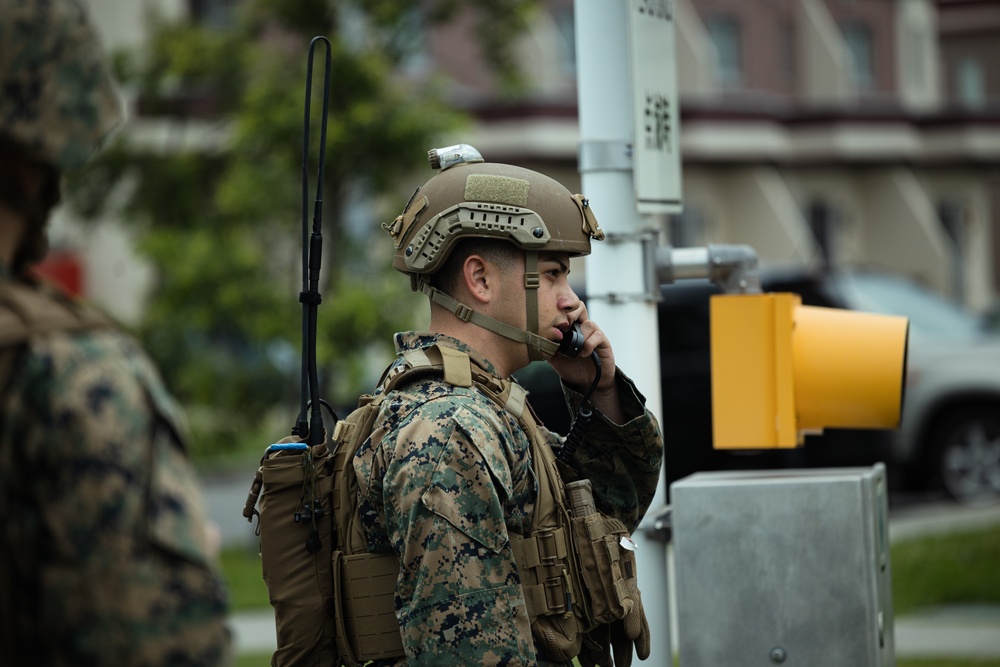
xmin=292 ymin=36 xmax=333 ymax=446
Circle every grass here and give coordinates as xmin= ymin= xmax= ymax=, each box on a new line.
xmin=223 ymin=523 xmax=1000 ymax=614
xmin=891 ymin=523 xmax=1000 ymax=616
xmin=220 ymin=546 xmax=269 ymax=611
xmin=222 ymin=523 xmax=1000 ymax=666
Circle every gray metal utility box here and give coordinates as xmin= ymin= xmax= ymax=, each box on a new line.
xmin=671 ymin=465 xmax=894 ymax=667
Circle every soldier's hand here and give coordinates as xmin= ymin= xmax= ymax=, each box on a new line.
xmin=577 ymin=624 xmax=613 ymax=667
xmin=609 ymin=583 xmax=650 ymax=666
xmin=548 ymin=305 xmax=627 ymax=424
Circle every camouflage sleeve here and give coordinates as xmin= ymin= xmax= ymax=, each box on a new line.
xmin=372 ymin=395 xmax=537 ymax=666
xmin=0 ymin=330 xmax=232 ymax=666
xmin=559 ymin=369 xmax=663 ymax=532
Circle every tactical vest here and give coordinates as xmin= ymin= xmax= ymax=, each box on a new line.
xmin=0 ymin=279 xmax=107 ymax=389
xmin=244 ymin=343 xmax=646 ymax=666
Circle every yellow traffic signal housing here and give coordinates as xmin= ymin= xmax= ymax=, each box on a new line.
xmin=710 ymin=293 xmax=909 ymax=449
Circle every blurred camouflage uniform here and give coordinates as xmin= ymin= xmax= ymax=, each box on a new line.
xmin=355 ymin=332 xmax=663 ymax=665
xmin=0 ymin=1 xmax=232 ymax=664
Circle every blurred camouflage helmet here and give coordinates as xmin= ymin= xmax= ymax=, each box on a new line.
xmin=383 ymin=144 xmax=605 ymax=360
xmin=0 ymin=0 xmax=125 ymax=171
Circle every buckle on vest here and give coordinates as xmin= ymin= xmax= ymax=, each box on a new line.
xmin=537 ymin=530 xmax=562 ymax=565
xmin=544 ymin=575 xmax=567 ymax=615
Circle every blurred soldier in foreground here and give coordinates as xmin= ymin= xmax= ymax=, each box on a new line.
xmin=0 ymin=1 xmax=232 ymax=664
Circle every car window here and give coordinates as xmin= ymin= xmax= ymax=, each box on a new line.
xmin=830 ymin=273 xmax=982 ymax=341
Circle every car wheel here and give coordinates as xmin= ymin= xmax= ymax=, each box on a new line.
xmin=929 ymin=407 xmax=1000 ymax=504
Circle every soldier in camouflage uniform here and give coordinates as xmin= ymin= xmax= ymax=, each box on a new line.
xmin=362 ymin=145 xmax=664 ymax=665
xmin=0 ymin=1 xmax=232 ymax=665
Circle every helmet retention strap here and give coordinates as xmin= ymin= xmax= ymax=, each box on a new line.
xmin=524 ymin=251 xmax=544 ymax=362
xmin=417 ymin=280 xmax=558 ymax=361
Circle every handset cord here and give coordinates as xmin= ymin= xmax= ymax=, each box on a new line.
xmin=556 ymin=352 xmax=602 ymax=465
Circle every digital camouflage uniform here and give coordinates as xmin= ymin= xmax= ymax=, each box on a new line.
xmin=354 ymin=332 xmax=663 ymax=666
xmin=0 ymin=1 xmax=232 ymax=663
xmin=0 ymin=273 xmax=233 ymax=667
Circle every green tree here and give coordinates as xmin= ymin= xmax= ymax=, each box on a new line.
xmin=67 ymin=0 xmax=536 ymax=460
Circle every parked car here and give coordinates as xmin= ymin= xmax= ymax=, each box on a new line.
xmin=515 ymin=268 xmax=1000 ymax=504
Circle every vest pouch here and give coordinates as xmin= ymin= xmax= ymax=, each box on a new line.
xmin=332 ymin=551 xmax=404 ymax=666
xmin=509 ymin=530 xmax=585 ymax=662
xmin=567 ymin=479 xmax=637 ymax=625
xmin=258 ymin=443 xmax=336 ymax=667
xmin=571 ymin=512 xmax=638 ymax=624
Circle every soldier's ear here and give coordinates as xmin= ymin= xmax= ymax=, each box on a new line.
xmin=462 ymin=254 xmax=493 ymax=304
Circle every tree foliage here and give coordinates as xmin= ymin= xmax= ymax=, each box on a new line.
xmin=66 ymin=0 xmax=536 ymax=459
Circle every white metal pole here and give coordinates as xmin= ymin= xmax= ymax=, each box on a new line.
xmin=575 ymin=2 xmax=670 ymax=665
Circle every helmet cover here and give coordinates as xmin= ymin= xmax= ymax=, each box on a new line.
xmin=0 ymin=0 xmax=124 ymax=171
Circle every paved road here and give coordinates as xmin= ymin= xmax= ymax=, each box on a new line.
xmin=203 ymin=467 xmax=1000 ymax=659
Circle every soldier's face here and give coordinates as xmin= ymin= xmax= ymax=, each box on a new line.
xmin=536 ymin=252 xmax=580 ymax=341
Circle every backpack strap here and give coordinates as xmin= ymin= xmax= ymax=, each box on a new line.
xmin=394 ymin=343 xmax=474 ymax=389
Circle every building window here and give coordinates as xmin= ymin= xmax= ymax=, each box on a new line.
xmin=395 ymin=8 xmax=429 ymax=75
xmin=190 ymin=0 xmax=240 ymax=29
xmin=779 ymin=18 xmax=797 ymax=91
xmin=807 ymin=200 xmax=841 ymax=269
xmin=938 ymin=199 xmax=967 ymax=301
xmin=706 ymin=15 xmax=742 ymax=87
xmin=842 ymin=21 xmax=874 ymax=92
xmin=956 ymin=57 xmax=986 ymax=110
xmin=553 ymin=7 xmax=577 ymax=76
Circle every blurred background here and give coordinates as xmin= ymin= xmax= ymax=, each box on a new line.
xmin=42 ymin=2 xmax=1000 ymax=664
xmin=45 ymin=0 xmax=1000 ymax=504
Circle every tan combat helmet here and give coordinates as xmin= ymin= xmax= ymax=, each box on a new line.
xmin=0 ymin=0 xmax=124 ymax=171
xmin=384 ymin=144 xmax=605 ymax=361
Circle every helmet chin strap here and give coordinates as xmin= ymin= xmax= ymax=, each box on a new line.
xmin=417 ymin=253 xmax=558 ymax=363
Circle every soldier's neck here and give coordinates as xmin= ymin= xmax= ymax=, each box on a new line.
xmin=0 ymin=204 xmax=25 ymax=269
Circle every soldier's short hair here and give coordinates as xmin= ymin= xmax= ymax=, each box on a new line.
xmin=430 ymin=238 xmax=522 ymax=296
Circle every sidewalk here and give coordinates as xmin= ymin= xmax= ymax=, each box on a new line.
xmin=229 ymin=501 xmax=1000 ymax=658
xmin=231 ymin=609 xmax=278 ymax=655
xmin=889 ymin=498 xmax=1000 ymax=544
xmin=895 ymin=605 xmax=1000 ymax=659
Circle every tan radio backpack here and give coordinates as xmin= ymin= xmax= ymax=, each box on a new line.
xmin=243 ymin=343 xmax=648 ymax=666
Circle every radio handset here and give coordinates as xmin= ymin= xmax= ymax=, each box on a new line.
xmin=557 ymin=322 xmax=586 ymax=358
xmin=555 ymin=323 xmax=602 ymax=465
